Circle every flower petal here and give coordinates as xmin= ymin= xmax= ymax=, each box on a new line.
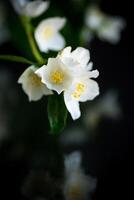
xmin=88 ymin=69 xmax=99 ymax=78
xmin=71 ymin=47 xmax=90 ymax=66
xmin=80 ymin=79 xmax=99 ymax=102
xmin=64 ymin=91 xmax=81 ymax=120
xmin=25 ymin=0 xmax=49 ymax=17
xmin=47 ymin=33 xmax=65 ymax=51
xmin=59 ymin=46 xmax=72 ymax=57
xmin=35 ymin=65 xmax=46 ymax=79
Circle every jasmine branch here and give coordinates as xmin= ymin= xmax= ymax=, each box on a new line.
xmin=21 ymin=16 xmax=45 ymax=65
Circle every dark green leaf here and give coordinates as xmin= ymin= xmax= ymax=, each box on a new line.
xmin=0 ymin=55 xmax=35 ymax=65
xmin=47 ymin=94 xmax=68 ymax=135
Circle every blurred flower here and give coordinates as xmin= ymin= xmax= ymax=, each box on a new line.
xmin=18 ymin=65 xmax=52 ymax=101
xmin=35 ymin=17 xmax=66 ymax=52
xmin=64 ymin=151 xmax=97 ymax=200
xmin=0 ymin=2 xmax=10 ymax=44
xmin=60 ymin=127 xmax=88 ymax=146
xmin=11 ymin=0 xmax=49 ymax=17
xmin=83 ymin=5 xmax=126 ymax=44
xmin=84 ymin=90 xmax=122 ymax=129
xmin=36 ymin=47 xmax=99 ymax=120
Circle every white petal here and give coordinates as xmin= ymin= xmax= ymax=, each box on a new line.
xmin=28 ymin=86 xmax=44 ymax=101
xmin=11 ymin=0 xmax=49 ymax=17
xmin=25 ymin=0 xmax=50 ymax=17
xmin=87 ymin=62 xmax=93 ymax=70
xmin=10 ymin=0 xmax=25 ymax=15
xmin=59 ymin=46 xmax=72 ymax=57
xmin=64 ymin=91 xmax=81 ymax=120
xmin=85 ymin=7 xmax=103 ymax=28
xmin=65 ymin=151 xmax=82 ymax=175
xmin=18 ymin=65 xmax=52 ymax=101
xmin=36 ymin=17 xmax=66 ymax=31
xmin=88 ymin=69 xmax=99 ymax=78
xmin=80 ymin=79 xmax=99 ymax=102
xmin=43 ymin=17 xmax=66 ymax=31
xmin=34 ymin=30 xmax=50 ymax=52
xmin=71 ymin=47 xmax=90 ymax=66
xmin=35 ymin=18 xmax=66 ymax=52
xmin=35 ymin=65 xmax=46 ymax=78
xmin=41 ymin=84 xmax=53 ymax=95
xmin=46 ymin=33 xmax=65 ymax=51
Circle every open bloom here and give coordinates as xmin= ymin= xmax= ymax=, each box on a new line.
xmin=36 ymin=57 xmax=73 ymax=94
xmin=11 ymin=0 xmax=49 ymax=17
xmin=59 ymin=47 xmax=99 ymax=120
xmin=35 ymin=17 xmax=66 ymax=52
xmin=36 ymin=47 xmax=99 ymax=120
xmin=84 ymin=5 xmax=126 ymax=44
xmin=18 ymin=65 xmax=52 ymax=101
xmin=64 ymin=151 xmax=97 ymax=200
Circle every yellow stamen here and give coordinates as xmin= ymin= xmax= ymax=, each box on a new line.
xmin=51 ymin=70 xmax=64 ymax=84
xmin=30 ymin=73 xmax=42 ymax=86
xmin=72 ymin=83 xmax=85 ymax=99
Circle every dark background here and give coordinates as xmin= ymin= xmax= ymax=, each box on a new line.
xmin=0 ymin=0 xmax=131 ymax=199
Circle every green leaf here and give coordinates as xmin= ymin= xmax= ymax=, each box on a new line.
xmin=47 ymin=94 xmax=68 ymax=135
xmin=0 ymin=55 xmax=35 ymax=65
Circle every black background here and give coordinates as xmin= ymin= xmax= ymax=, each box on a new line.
xmin=0 ymin=0 xmax=131 ymax=199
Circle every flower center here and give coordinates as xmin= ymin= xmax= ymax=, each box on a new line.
xmin=51 ymin=70 xmax=64 ymax=84
xmin=30 ymin=73 xmax=42 ymax=86
xmin=42 ymin=26 xmax=54 ymax=39
xmin=72 ymin=83 xmax=85 ymax=99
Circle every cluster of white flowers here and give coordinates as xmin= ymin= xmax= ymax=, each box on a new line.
xmin=64 ymin=151 xmax=97 ymax=200
xmin=82 ymin=5 xmax=126 ymax=44
xmin=18 ymin=47 xmax=99 ymax=120
xmin=11 ymin=0 xmax=99 ymax=120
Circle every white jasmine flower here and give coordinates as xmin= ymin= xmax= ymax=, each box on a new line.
xmin=59 ymin=46 xmax=91 ymax=69
xmin=36 ymin=57 xmax=73 ymax=94
xmin=84 ymin=90 xmax=122 ymax=129
xmin=11 ymin=0 xmax=49 ymax=17
xmin=18 ymin=65 xmax=52 ymax=101
xmin=64 ymin=151 xmax=97 ymax=200
xmin=35 ymin=17 xmax=66 ymax=52
xmin=36 ymin=47 xmax=99 ymax=120
xmin=64 ymin=77 xmax=99 ymax=120
xmin=59 ymin=47 xmax=99 ymax=120
xmin=97 ymin=17 xmax=126 ymax=44
xmin=84 ymin=6 xmax=126 ymax=44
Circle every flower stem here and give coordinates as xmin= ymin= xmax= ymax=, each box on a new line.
xmin=21 ymin=16 xmax=45 ymax=64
